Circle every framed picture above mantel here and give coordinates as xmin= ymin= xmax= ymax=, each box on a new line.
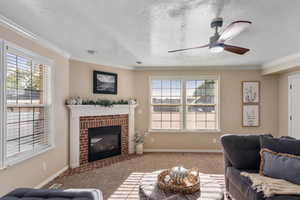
xmin=93 ymin=70 xmax=118 ymax=94
xmin=242 ymin=81 xmax=260 ymax=127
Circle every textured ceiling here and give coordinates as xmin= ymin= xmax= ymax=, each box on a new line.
xmin=0 ymin=0 xmax=300 ymax=68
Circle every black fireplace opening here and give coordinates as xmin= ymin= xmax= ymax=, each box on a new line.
xmin=88 ymin=125 xmax=121 ymax=162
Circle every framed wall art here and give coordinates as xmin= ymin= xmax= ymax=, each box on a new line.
xmin=93 ymin=71 xmax=118 ymax=94
xmin=242 ymin=81 xmax=260 ymax=104
xmin=242 ymin=104 xmax=260 ymax=127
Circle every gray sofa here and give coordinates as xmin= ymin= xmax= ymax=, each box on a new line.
xmin=221 ymin=134 xmax=300 ymax=200
xmin=0 ymin=188 xmax=103 ymax=200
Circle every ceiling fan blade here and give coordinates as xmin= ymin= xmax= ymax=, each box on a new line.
xmin=168 ymin=44 xmax=209 ymax=53
xmin=218 ymin=21 xmax=252 ymax=42
xmin=224 ymin=44 xmax=249 ymax=55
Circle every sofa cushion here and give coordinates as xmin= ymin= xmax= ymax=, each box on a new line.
xmin=221 ymin=134 xmax=271 ymax=170
xmin=260 ymin=148 xmax=300 ymax=185
xmin=260 ymin=135 xmax=300 ymax=156
xmin=0 ymin=188 xmax=103 ymax=200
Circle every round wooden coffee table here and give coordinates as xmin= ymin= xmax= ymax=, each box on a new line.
xmin=139 ymin=170 xmax=224 ymax=200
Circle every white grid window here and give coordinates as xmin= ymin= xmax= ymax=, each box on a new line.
xmin=151 ymin=80 xmax=182 ymax=130
xmin=150 ymin=77 xmax=219 ymax=131
xmin=0 ymin=41 xmax=53 ymax=167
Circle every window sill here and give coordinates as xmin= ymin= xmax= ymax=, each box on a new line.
xmin=148 ymin=129 xmax=221 ymax=133
xmin=1 ymin=145 xmax=55 ymax=170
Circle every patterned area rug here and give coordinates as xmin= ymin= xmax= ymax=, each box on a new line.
xmin=49 ymin=153 xmax=225 ymax=199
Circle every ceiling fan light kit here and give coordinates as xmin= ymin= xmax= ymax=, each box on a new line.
xmin=210 ymin=43 xmax=224 ymax=53
xmin=168 ymin=17 xmax=252 ymax=55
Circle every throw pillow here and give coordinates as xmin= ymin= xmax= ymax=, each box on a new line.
xmin=260 ymin=148 xmax=300 ymax=185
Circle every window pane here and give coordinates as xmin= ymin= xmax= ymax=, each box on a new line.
xmin=7 ymin=123 xmax=19 ymax=141
xmin=196 ymin=121 xmax=206 ymax=129
xmin=171 ymin=121 xmax=180 ymax=129
xmin=152 ymin=80 xmax=161 ymax=88
xmin=7 ymin=107 xmax=19 ymax=124
xmin=171 ymin=80 xmax=180 ymax=88
xmin=20 ymin=108 xmax=33 ymax=122
xmin=171 ymin=88 xmax=180 ymax=97
xmin=171 ymin=112 xmax=180 ymax=121
xmin=152 ymin=89 xmax=161 ymax=96
xmin=186 ymin=105 xmax=216 ymax=130
xmin=187 ymin=89 xmax=195 ymax=97
xmin=207 ymin=122 xmax=216 ymax=129
xmin=151 ymin=105 xmax=180 ymax=129
xmin=20 ymin=121 xmax=33 ymax=137
xmin=186 ymin=80 xmax=216 ymax=104
xmin=161 ymin=112 xmax=171 ymax=121
xmin=152 ymin=121 xmax=161 ymax=129
xmin=162 ymin=121 xmax=171 ymax=129
xmin=187 ymin=80 xmax=196 ymax=88
xmin=162 ymin=88 xmax=171 ymax=96
xmin=162 ymin=80 xmax=170 ymax=88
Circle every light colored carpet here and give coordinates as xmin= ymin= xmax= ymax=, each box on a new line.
xmin=51 ymin=153 xmax=224 ymax=199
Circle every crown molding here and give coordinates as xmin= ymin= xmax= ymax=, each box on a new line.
xmin=262 ymin=52 xmax=300 ymax=69
xmin=133 ymin=65 xmax=261 ymax=71
xmin=0 ymin=14 xmax=71 ymax=59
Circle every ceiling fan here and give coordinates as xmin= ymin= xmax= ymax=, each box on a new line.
xmin=168 ymin=17 xmax=252 ymax=55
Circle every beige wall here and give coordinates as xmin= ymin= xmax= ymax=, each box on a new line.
xmin=69 ymin=59 xmax=135 ymax=100
xmin=134 ymin=70 xmax=279 ymax=150
xmin=278 ymin=69 xmax=300 ymax=136
xmin=0 ymin=25 xmax=69 ymax=195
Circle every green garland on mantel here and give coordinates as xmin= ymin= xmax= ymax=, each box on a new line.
xmin=82 ymin=99 xmax=128 ymax=107
xmin=66 ymin=98 xmax=130 ymax=107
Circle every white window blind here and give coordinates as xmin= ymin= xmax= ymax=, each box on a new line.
xmin=3 ymin=43 xmax=53 ymax=165
xmin=150 ymin=77 xmax=219 ymax=131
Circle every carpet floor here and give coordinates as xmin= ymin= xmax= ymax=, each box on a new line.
xmin=51 ymin=153 xmax=224 ymax=200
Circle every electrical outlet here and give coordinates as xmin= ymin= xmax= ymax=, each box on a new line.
xmin=42 ymin=162 xmax=47 ymax=171
xmin=213 ymin=138 xmax=217 ymax=143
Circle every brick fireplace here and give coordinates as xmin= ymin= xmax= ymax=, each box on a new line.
xmin=80 ymin=115 xmax=128 ymax=166
xmin=67 ymin=105 xmax=137 ymax=170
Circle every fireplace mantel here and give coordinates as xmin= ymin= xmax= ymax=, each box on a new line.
xmin=67 ymin=104 xmax=137 ymax=168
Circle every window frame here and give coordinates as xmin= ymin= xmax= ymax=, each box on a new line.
xmin=149 ymin=75 xmax=220 ymax=133
xmin=0 ymin=40 xmax=55 ymax=169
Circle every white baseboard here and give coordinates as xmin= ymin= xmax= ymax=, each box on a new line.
xmin=144 ymin=149 xmax=223 ymax=153
xmin=35 ymin=166 xmax=69 ymax=189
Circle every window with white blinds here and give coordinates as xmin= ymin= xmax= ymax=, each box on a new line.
xmin=0 ymin=42 xmax=53 ymax=166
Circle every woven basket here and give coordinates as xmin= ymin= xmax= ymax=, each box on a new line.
xmin=157 ymin=168 xmax=200 ymax=194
